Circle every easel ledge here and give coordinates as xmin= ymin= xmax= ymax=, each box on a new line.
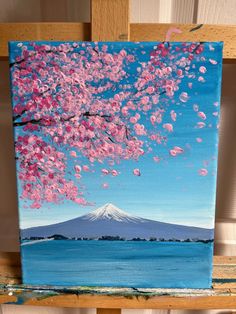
xmin=0 ymin=253 xmax=236 ymax=310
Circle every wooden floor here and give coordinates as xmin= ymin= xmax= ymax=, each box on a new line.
xmin=0 ymin=253 xmax=235 ymax=309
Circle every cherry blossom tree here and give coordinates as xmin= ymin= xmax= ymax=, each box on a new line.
xmin=11 ymin=41 xmax=205 ymax=208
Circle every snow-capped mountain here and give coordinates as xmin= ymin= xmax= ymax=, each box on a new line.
xmin=21 ymin=203 xmax=213 ymax=240
xmin=80 ymin=203 xmax=145 ymax=223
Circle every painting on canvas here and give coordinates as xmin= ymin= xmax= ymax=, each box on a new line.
xmin=9 ymin=41 xmax=222 ymax=288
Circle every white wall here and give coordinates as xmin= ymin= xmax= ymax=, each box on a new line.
xmin=0 ymin=0 xmax=236 ymax=313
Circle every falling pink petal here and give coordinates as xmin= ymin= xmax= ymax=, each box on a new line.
xmin=74 ymin=165 xmax=81 ymax=173
xmin=197 ymin=122 xmax=206 ymax=128
xmin=30 ymin=202 xmax=41 ymax=209
xmin=165 ymin=27 xmax=182 ymax=41
xmin=70 ymin=151 xmax=77 ymax=157
xmin=163 ymin=123 xmax=173 ymax=132
xmin=209 ymin=59 xmax=217 ymax=65
xmin=174 ymin=146 xmax=184 ymax=154
xmin=82 ymin=165 xmax=89 ymax=172
xmin=150 ymin=115 xmax=156 ymax=125
xmin=170 ymin=146 xmax=184 ymax=157
xmin=188 ymin=82 xmax=193 ymax=89
xmin=199 ymin=66 xmax=207 ymax=73
xmin=141 ymin=96 xmax=149 ymax=105
xmin=153 ymin=156 xmax=160 ymax=162
xmin=176 ymin=69 xmax=183 ymax=77
xmin=198 ymin=76 xmax=205 ymax=82
xmin=213 ymin=111 xmax=218 ymax=116
xmin=146 ymin=86 xmax=155 ymax=94
xmin=193 ymin=104 xmax=199 ymax=112
xmin=179 ymin=92 xmax=189 ymax=103
xmin=111 ymin=169 xmax=118 ymax=176
xmin=209 ymin=44 xmax=215 ymax=51
xmin=198 ymin=168 xmax=208 ymax=176
xmin=169 ymin=149 xmax=177 ymax=157
xmin=101 ymin=168 xmax=109 ymax=175
xmin=114 ymin=94 xmax=120 ymax=101
xmin=130 ymin=116 xmax=138 ymax=124
xmin=133 ymin=168 xmax=141 ymax=176
xmin=108 ymin=160 xmax=115 ymax=166
xmin=198 ymin=111 xmax=206 ymax=120
xmin=170 ymin=110 xmax=177 ymax=122
xmin=196 ymin=137 xmax=203 ymax=143
xmin=102 ymin=183 xmax=109 ymax=189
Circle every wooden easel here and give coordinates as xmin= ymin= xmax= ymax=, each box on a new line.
xmin=0 ymin=0 xmax=235 ymax=59
xmin=0 ymin=0 xmax=236 ymax=312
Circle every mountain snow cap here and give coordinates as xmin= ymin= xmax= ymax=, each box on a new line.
xmin=82 ymin=203 xmax=144 ymax=223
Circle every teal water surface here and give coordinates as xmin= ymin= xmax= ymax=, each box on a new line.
xmin=21 ymin=240 xmax=213 ymax=288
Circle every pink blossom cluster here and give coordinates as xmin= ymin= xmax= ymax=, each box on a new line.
xmin=11 ymin=41 xmax=208 ymax=207
xmin=15 ymin=135 xmax=88 ymax=208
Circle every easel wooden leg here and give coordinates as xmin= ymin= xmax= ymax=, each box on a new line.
xmin=91 ymin=1 xmax=129 ymax=313
xmin=97 ymin=309 xmax=122 ymax=314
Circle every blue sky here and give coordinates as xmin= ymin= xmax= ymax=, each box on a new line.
xmin=10 ymin=41 xmax=223 ymax=229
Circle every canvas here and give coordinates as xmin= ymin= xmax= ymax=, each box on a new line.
xmin=9 ymin=41 xmax=223 ymax=288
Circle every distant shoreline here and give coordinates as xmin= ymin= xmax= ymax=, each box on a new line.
xmin=21 ymin=234 xmax=214 ymax=244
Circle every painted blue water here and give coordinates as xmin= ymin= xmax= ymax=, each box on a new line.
xmin=21 ymin=240 xmax=213 ymax=288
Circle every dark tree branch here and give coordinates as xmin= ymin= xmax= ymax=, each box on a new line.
xmin=39 ymin=88 xmax=51 ymax=96
xmin=192 ymin=42 xmax=204 ymax=54
xmin=9 ymin=59 xmax=26 ymax=68
xmin=92 ymin=48 xmax=99 ymax=55
xmin=83 ymin=112 xmax=110 ymax=119
xmin=125 ymin=126 xmax=130 ymax=140
xmin=10 ymin=47 xmax=86 ymax=69
xmin=13 ymin=114 xmax=75 ymax=127
xmin=13 ymin=109 xmax=27 ymax=121
xmin=62 ymin=115 xmax=75 ymax=121
xmin=105 ymin=133 xmax=115 ymax=143
xmin=13 ymin=119 xmax=41 ymax=127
